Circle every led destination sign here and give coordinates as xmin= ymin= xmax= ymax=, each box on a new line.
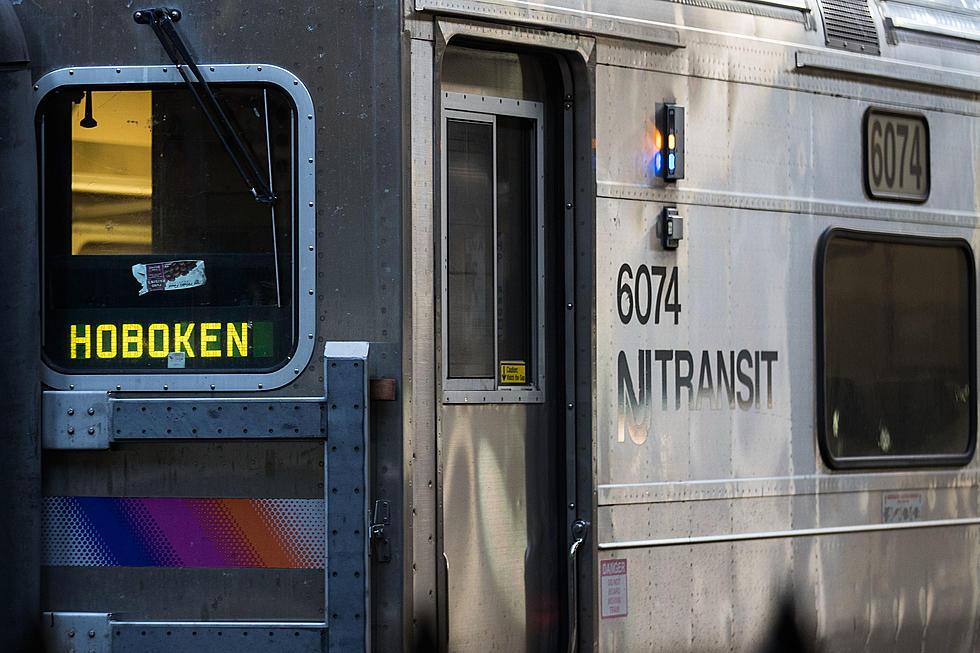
xmin=68 ymin=321 xmax=273 ymax=361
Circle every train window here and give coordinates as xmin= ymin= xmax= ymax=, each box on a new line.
xmin=817 ymin=229 xmax=976 ymax=468
xmin=441 ymin=93 xmax=544 ymax=402
xmin=35 ymin=66 xmax=315 ymax=390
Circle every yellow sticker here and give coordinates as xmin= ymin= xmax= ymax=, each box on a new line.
xmin=500 ymin=361 xmax=527 ymax=384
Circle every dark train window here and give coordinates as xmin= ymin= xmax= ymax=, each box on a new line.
xmin=38 ymin=82 xmax=299 ymax=376
xmin=817 ymin=229 xmax=976 ymax=468
xmin=442 ymin=93 xmax=544 ymax=401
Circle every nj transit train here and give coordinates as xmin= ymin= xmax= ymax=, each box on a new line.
xmin=1 ymin=0 xmax=979 ymax=651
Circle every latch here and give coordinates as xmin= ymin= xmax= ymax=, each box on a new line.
xmin=569 ymin=519 xmax=591 ymax=559
xmin=370 ymin=498 xmax=392 ymax=563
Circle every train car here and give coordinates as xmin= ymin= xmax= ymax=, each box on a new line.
xmin=1 ymin=0 xmax=979 ymax=651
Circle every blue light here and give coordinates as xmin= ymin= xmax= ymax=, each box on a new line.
xmin=668 ymin=152 xmax=675 ymax=171
xmin=654 ymin=151 xmax=663 ymax=176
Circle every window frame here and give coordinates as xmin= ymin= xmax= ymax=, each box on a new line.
xmin=816 ymin=227 xmax=977 ymax=469
xmin=35 ymin=64 xmax=316 ymax=392
xmin=440 ymin=91 xmax=545 ymax=404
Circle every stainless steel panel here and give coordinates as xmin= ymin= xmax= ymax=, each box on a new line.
xmin=599 ymin=469 xmax=980 ymax=505
xmin=441 ymin=404 xmax=529 ymax=650
xmin=42 ymin=441 xmax=324 ymax=620
xmin=111 ymin=397 xmax=325 ymax=440
xmin=590 ymin=16 xmax=980 ymax=650
xmin=599 ymin=527 xmax=980 ymax=650
xmin=408 ymin=35 xmax=439 ymax=649
xmin=414 ymin=0 xmax=980 ymax=75
xmin=42 ymin=612 xmax=111 ymax=653
xmin=43 ymin=441 xmax=323 ymax=498
xmin=322 ymin=342 xmax=372 ymax=652
xmin=42 ymin=568 xmax=324 ymax=622
xmin=43 ymin=391 xmax=110 ymax=449
xmin=795 ymin=49 xmax=980 ymax=94
xmin=595 ymin=67 xmax=979 ymax=214
xmin=597 ymin=486 xmax=980 ymax=546
xmin=111 ymin=621 xmax=326 ymax=653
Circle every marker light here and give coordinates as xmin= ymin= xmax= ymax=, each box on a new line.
xmin=659 ymin=103 xmax=684 ymax=181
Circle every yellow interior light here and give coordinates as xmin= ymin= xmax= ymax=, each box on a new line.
xmin=71 ymin=90 xmax=153 ymax=255
xmin=667 ymin=133 xmax=675 ymax=150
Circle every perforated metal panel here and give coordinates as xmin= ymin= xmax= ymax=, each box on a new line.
xmin=817 ymin=0 xmax=881 ymax=54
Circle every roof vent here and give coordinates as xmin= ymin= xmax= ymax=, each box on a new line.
xmin=816 ymin=0 xmax=881 ymax=54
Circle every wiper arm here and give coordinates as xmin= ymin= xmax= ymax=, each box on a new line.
xmin=134 ymin=7 xmax=276 ymax=204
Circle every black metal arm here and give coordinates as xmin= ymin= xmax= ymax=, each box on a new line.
xmin=134 ymin=7 xmax=276 ymax=203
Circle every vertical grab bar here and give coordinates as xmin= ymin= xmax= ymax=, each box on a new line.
xmin=567 ymin=519 xmax=590 ymax=653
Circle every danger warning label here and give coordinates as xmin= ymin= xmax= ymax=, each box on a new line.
xmin=600 ymin=558 xmax=628 ymax=619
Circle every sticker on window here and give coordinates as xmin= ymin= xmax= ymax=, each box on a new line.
xmin=500 ymin=361 xmax=527 ymax=384
xmin=132 ymin=260 xmax=206 ymax=295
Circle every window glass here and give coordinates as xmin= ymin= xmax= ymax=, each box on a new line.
xmin=445 ymin=112 xmax=537 ymax=387
xmin=40 ymin=84 xmax=295 ymax=373
xmin=819 ymin=230 xmax=975 ymax=466
xmin=495 ymin=116 xmax=534 ymax=380
xmin=446 ymin=118 xmax=495 ymax=379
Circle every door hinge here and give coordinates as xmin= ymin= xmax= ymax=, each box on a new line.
xmin=370 ymin=498 xmax=391 ymax=563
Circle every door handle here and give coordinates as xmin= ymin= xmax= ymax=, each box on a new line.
xmin=567 ymin=519 xmax=590 ymax=653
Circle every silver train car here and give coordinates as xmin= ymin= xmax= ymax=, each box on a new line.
xmin=1 ymin=0 xmax=979 ymax=651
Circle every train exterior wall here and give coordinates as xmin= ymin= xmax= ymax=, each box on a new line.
xmin=408 ymin=1 xmax=980 ymax=651
xmin=14 ymin=2 xmax=405 ymax=651
xmin=8 ymin=0 xmax=980 ymax=650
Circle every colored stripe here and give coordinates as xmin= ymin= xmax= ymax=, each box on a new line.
xmin=42 ymin=497 xmax=324 ymax=568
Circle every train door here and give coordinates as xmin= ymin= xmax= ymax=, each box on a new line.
xmin=436 ymin=44 xmax=576 ymax=652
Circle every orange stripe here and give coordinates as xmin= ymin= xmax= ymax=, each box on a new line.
xmin=221 ymin=499 xmax=293 ymax=568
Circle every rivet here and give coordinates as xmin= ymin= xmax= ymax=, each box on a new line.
xmin=308 ymin=333 xmax=314 ymax=339
xmin=69 ymin=384 xmax=75 ymax=390
xmin=67 ymin=408 xmax=75 ymax=416
xmin=566 ymin=303 xmax=573 ymax=310
xmin=309 ymin=201 xmax=314 ymax=207
xmin=308 ymin=245 xmax=314 ymax=251
xmin=33 ymin=85 xmax=39 ymax=91
xmin=87 ymin=427 xmax=95 ymax=435
xmin=67 ymin=426 xmax=75 ymax=435
xmin=115 ymin=68 xmax=121 ymax=74
xmin=567 ymin=403 xmax=574 ymax=409
xmin=163 ymin=385 xmax=168 ymax=390
xmin=210 ymin=384 xmax=216 ymax=390
xmin=308 ymin=158 xmax=313 ymax=164
xmin=68 ymin=630 xmax=75 ymax=638
xmin=88 ymin=629 xmax=96 ymax=638
xmin=309 ymin=289 xmax=314 ymax=295
xmin=294 ymin=369 xmax=300 ymax=374
xmin=163 ymin=67 xmax=168 ymax=72
xmin=116 ymin=385 xmax=121 ymax=391
xmin=68 ymin=69 xmax=74 ymax=75
xmin=257 ymin=66 xmax=262 ymax=71
xmin=307 ymin=114 xmax=313 ymax=120
xmin=258 ymin=384 xmax=263 ymax=389
xmin=566 ymin=202 xmax=573 ymax=209
xmin=569 ymin=503 xmax=575 ymax=510
xmin=87 ymin=407 xmax=95 ymax=415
